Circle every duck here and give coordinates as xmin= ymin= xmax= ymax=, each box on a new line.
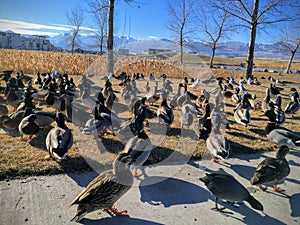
xmin=0 ymin=104 xmax=8 ymax=116
xmin=183 ymin=83 xmax=198 ymax=101
xmin=273 ymin=96 xmax=285 ymax=126
xmin=144 ymin=82 xmax=160 ymax=105
xmin=189 ymin=78 xmax=201 ymax=88
xmin=222 ymin=85 xmax=233 ymax=98
xmin=250 ymin=145 xmax=290 ymax=193
xmin=262 ymin=88 xmax=273 ymax=112
xmin=239 ymin=80 xmax=247 ymax=93
xmin=124 ymin=134 xmax=153 ymax=177
xmin=170 ymin=83 xmax=183 ymax=108
xmin=6 ymin=87 xmax=22 ymax=110
xmin=157 ymin=99 xmax=174 ymax=126
xmin=18 ymin=114 xmax=39 ymax=141
xmin=264 ymin=109 xmax=300 ymax=150
xmin=229 ymin=76 xmax=238 ymax=85
xmin=82 ymin=102 xmax=114 ymax=137
xmin=231 ymin=87 xmax=241 ymax=104
xmin=45 ymin=112 xmax=73 ymax=159
xmin=234 ymin=93 xmax=252 ymax=126
xmin=68 ymin=152 xmax=135 ymax=221
xmin=194 ymin=101 xmax=212 ymax=140
xmin=0 ymin=110 xmax=24 ymax=130
xmin=206 ymin=113 xmax=230 ymax=162
xmin=180 ymin=104 xmax=196 ymax=129
xmin=285 ymin=88 xmax=299 ymax=115
xmin=144 ymin=81 xmax=150 ymax=93
xmin=200 ymin=173 xmax=264 ymax=212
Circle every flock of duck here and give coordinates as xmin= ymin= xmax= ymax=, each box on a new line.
xmin=0 ymin=69 xmax=299 ymax=221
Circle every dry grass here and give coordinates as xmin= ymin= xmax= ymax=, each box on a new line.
xmin=0 ymin=49 xmax=299 ymax=181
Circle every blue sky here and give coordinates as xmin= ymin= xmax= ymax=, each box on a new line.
xmin=0 ymin=0 xmax=296 ymax=44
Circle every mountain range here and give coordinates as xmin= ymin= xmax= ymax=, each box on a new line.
xmin=1 ymin=30 xmax=299 ymax=60
xmin=47 ymin=32 xmax=300 ymax=60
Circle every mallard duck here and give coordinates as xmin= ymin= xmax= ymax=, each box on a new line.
xmin=189 ymin=78 xmax=201 ymax=88
xmin=180 ymin=104 xmax=196 ymax=129
xmin=0 ymin=110 xmax=24 ymax=130
xmin=6 ymin=87 xmax=22 ymax=110
xmin=170 ymin=83 xmax=183 ymax=108
xmin=274 ymin=96 xmax=285 ymax=125
xmin=234 ymin=105 xmax=251 ymax=127
xmin=200 ymin=173 xmax=263 ymax=212
xmin=144 ymin=82 xmax=160 ymax=105
xmin=239 ymin=79 xmax=247 ymax=93
xmin=264 ymin=110 xmax=300 ymax=150
xmin=285 ymin=88 xmax=299 ymax=115
xmin=194 ymin=102 xmax=212 ymax=140
xmin=45 ymin=112 xmax=73 ymax=159
xmin=18 ymin=114 xmax=39 ymax=141
xmin=250 ymin=145 xmax=290 ymax=192
xmin=229 ymin=76 xmax=238 ymax=85
xmin=183 ymin=83 xmax=198 ymax=100
xmin=0 ymin=104 xmax=8 ymax=116
xmin=124 ymin=135 xmax=152 ymax=177
xmin=206 ymin=116 xmax=230 ymax=162
xmin=157 ymin=99 xmax=174 ymax=126
xmin=231 ymin=87 xmax=241 ymax=104
xmin=68 ymin=152 xmax=135 ymax=221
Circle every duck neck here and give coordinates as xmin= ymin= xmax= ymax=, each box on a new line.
xmin=113 ymin=164 xmax=133 ymax=185
xmin=265 ymin=122 xmax=276 ymax=135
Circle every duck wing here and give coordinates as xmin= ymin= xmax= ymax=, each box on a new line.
xmin=68 ymin=170 xmax=115 ymax=206
xmin=274 ymin=127 xmax=300 ymax=143
xmin=251 ymin=158 xmax=290 ymax=185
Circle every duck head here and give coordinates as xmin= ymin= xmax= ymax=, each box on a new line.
xmin=276 ymin=145 xmax=289 ymax=159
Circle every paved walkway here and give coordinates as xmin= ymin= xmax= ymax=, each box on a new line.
xmin=1 ymin=150 xmax=300 ymax=225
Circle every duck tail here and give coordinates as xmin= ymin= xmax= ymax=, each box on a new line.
xmin=70 ymin=211 xmax=87 ymax=222
xmin=246 ymin=195 xmax=264 ymax=211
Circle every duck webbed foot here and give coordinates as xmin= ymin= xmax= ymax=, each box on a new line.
xmin=211 ymin=155 xmax=220 ymax=163
xmin=212 ymin=199 xmax=234 ymax=214
xmin=103 ymin=205 xmax=129 ymax=216
xmin=258 ymin=184 xmax=267 ymax=191
xmin=271 ymin=185 xmax=285 ymax=193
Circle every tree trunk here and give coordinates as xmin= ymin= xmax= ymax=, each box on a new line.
xmin=286 ymin=51 xmax=296 ymax=73
xmin=180 ymin=28 xmax=183 ymax=65
xmin=71 ymin=37 xmax=75 ymax=54
xmin=209 ymin=43 xmax=216 ymax=68
xmin=100 ymin=36 xmax=104 ymax=55
xmin=245 ymin=0 xmax=259 ymax=80
xmin=107 ymin=0 xmax=115 ymax=75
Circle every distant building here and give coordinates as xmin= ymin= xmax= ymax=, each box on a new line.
xmin=117 ymin=48 xmax=130 ymax=55
xmin=0 ymin=31 xmax=54 ymax=51
xmin=148 ymin=48 xmax=171 ymax=55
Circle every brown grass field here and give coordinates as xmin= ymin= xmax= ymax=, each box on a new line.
xmin=0 ymin=49 xmax=299 ymax=181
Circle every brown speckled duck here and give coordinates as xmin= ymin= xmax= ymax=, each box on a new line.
xmin=68 ymin=152 xmax=135 ymax=221
xmin=250 ymin=145 xmax=290 ymax=193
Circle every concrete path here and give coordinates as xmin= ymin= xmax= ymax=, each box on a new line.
xmin=1 ymin=150 xmax=300 ymax=225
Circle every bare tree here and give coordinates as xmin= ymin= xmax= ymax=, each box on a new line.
xmin=196 ymin=2 xmax=236 ymax=68
xmin=89 ymin=0 xmax=134 ymax=74
xmin=66 ymin=6 xmax=84 ymax=54
xmin=211 ymin=0 xmax=300 ymax=79
xmin=87 ymin=0 xmax=108 ymax=55
xmin=280 ymin=31 xmax=300 ymax=73
xmin=167 ymin=0 xmax=195 ymax=64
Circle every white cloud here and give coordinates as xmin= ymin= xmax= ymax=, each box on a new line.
xmin=0 ymin=19 xmax=95 ymax=36
xmin=148 ymin=36 xmax=157 ymax=39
